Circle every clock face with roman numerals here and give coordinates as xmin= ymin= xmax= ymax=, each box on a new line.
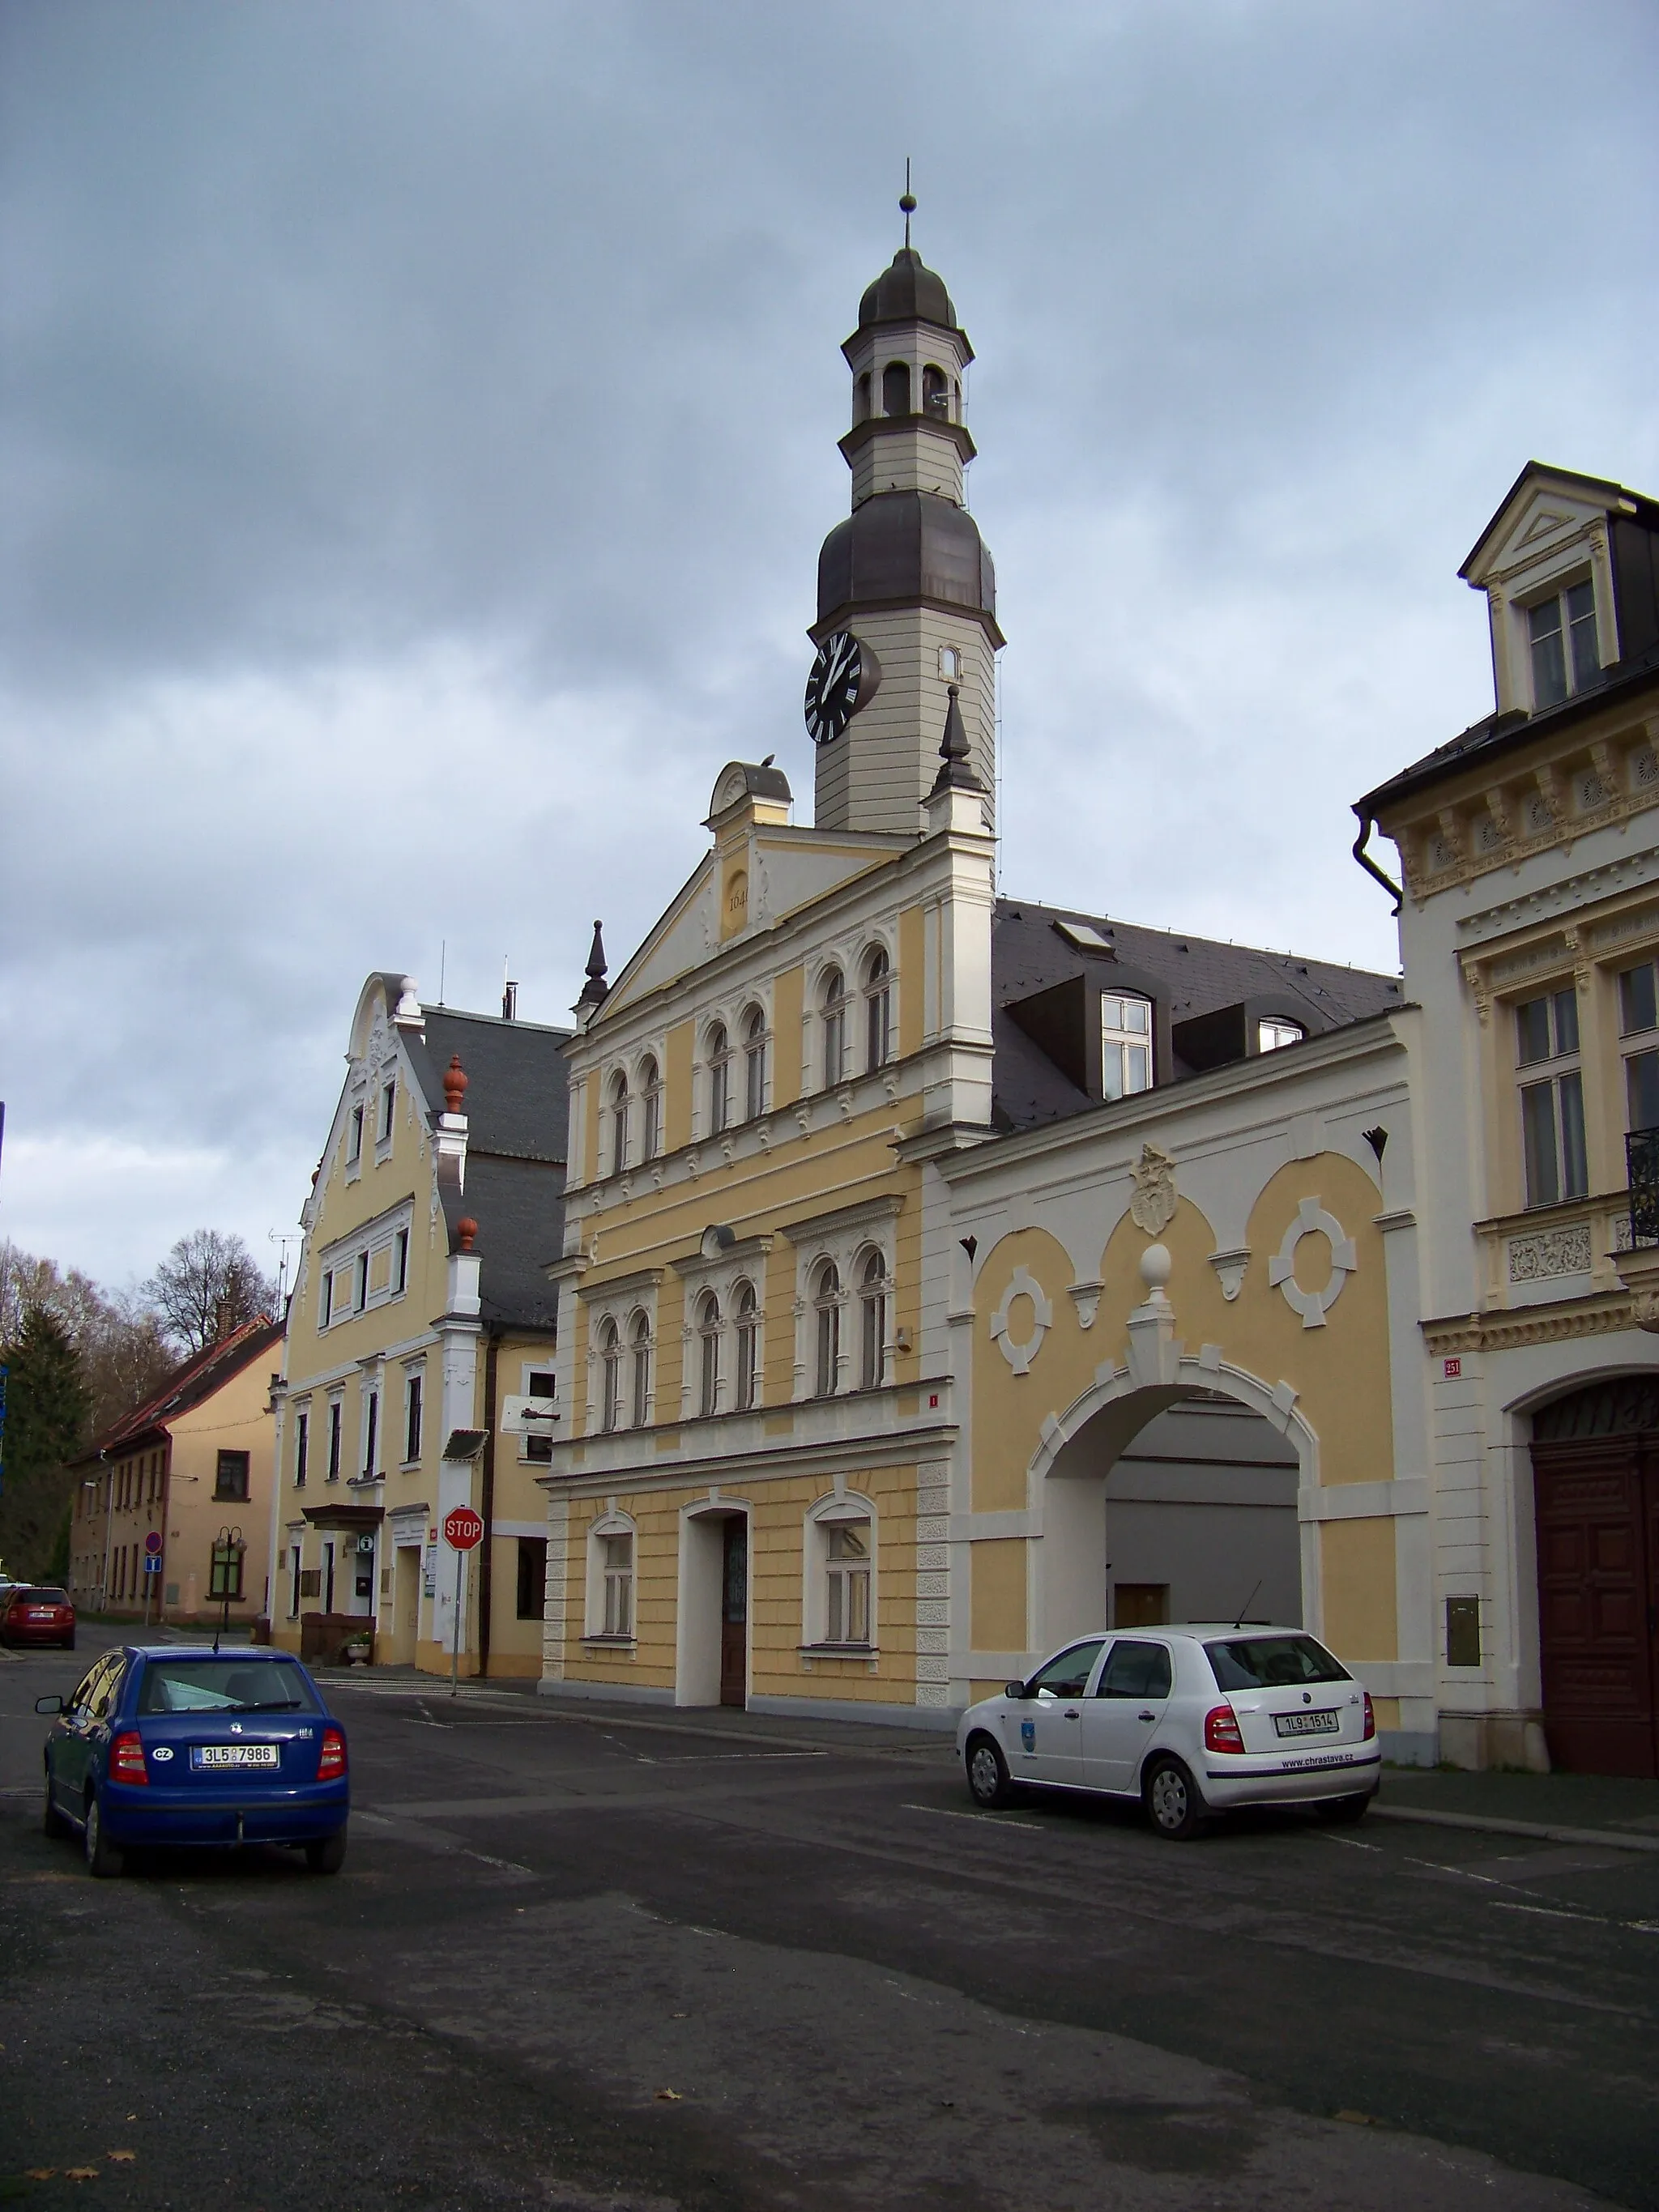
xmin=804 ymin=630 xmax=878 ymax=746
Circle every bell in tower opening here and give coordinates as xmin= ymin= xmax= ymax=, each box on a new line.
xmin=806 ymin=194 xmax=1003 ymax=837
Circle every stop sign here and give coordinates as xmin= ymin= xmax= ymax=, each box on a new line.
xmin=443 ymin=1506 xmax=484 ymax=1552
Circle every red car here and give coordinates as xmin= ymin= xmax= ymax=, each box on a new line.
xmin=1 ymin=1586 xmax=77 ymax=1649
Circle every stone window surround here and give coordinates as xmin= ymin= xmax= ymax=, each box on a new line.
xmin=315 ymin=1196 xmax=416 ymax=1334
xmin=691 ymin=986 xmax=774 ymax=1144
xmin=803 ymin=929 xmax=898 ymax=1097
xmin=671 ymin=1237 xmax=772 ymax=1422
xmin=800 ymin=1488 xmax=879 ymax=1652
xmin=779 ymin=1193 xmax=902 ymax=1404
xmin=582 ymin=1268 xmax=662 ymax=1436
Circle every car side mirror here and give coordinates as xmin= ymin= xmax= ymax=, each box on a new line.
xmin=35 ymin=1695 xmax=63 ymax=1715
xmin=1004 ymin=1681 xmax=1027 ymax=1700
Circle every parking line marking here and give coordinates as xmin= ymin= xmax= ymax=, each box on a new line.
xmin=902 ymin=1803 xmax=1046 ymax=1831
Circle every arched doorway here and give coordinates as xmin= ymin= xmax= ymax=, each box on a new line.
xmin=1036 ymin=1376 xmax=1307 ymax=1653
xmin=1529 ymin=1375 xmax=1659 ymax=1777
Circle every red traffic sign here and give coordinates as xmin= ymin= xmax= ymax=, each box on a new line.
xmin=143 ymin=1531 xmax=164 ymax=1556
xmin=443 ymin=1506 xmax=484 ymax=1552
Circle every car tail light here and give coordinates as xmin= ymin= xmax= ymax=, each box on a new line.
xmin=1204 ymin=1704 xmax=1246 ymax=1754
xmin=1362 ymin=1692 xmax=1375 ymax=1741
xmin=111 ymin=1731 xmax=149 ymax=1786
xmin=318 ymin=1728 xmax=347 ymax=1780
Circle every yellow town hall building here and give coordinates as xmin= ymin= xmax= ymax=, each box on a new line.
xmin=535 ymin=228 xmax=1420 ymax=1745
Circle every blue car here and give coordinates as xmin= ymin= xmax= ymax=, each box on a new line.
xmin=36 ymin=1645 xmax=349 ymax=1878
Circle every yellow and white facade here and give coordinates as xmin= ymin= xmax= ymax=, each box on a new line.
xmin=268 ymin=973 xmax=569 ymax=1679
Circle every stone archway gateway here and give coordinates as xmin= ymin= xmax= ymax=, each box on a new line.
xmin=1529 ymin=1376 xmax=1659 ymax=1778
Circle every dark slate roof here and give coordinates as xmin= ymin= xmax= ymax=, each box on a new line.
xmin=408 ymin=1008 xmax=572 ymax=1165
xmin=991 ymin=898 xmax=1403 ymax=1134
xmin=446 ymin=1154 xmax=565 ymax=1331
xmin=817 ymin=490 xmax=998 ymax=637
xmin=404 ymin=1004 xmax=572 ymax=1334
xmin=1355 ymin=641 xmax=1659 ymax=818
xmin=858 ymin=247 xmax=957 ymax=333
xmin=70 ymin=1318 xmax=285 ymax=1467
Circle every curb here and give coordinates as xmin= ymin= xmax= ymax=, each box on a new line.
xmin=1371 ymin=1802 xmax=1659 ymax=1853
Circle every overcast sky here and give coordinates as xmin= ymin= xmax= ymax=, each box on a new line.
xmin=2 ymin=0 xmax=1656 ymax=1289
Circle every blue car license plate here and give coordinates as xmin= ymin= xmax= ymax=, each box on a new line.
xmin=191 ymin=1744 xmax=280 ymax=1770
xmin=1274 ymin=1711 xmax=1339 ymax=1738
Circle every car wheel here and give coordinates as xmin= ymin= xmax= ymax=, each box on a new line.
xmin=966 ymin=1734 xmax=1017 ymax=1810
xmin=84 ymin=1792 xmax=124 ymax=1879
xmin=1315 ymin=1792 xmax=1373 ymax=1825
xmin=304 ymin=1829 xmax=348 ymax=1875
xmin=43 ymin=1774 xmax=70 ymax=1840
xmin=1144 ymin=1755 xmax=1209 ymax=1841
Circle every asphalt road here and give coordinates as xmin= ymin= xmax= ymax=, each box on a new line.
xmin=2 ymin=1627 xmax=1656 ymax=2212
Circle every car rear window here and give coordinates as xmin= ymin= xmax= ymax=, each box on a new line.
xmin=10 ymin=1588 xmax=69 ymax=1605
xmin=136 ymin=1659 xmax=321 ymax=1715
xmin=1205 ymin=1635 xmax=1350 ymax=1691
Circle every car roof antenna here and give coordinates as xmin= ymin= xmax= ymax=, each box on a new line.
xmin=1232 ymin=1579 xmax=1263 ymax=1630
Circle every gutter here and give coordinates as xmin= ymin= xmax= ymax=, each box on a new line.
xmin=478 ymin=1328 xmax=499 ymax=1678
xmin=1350 ymin=811 xmax=1402 ymax=912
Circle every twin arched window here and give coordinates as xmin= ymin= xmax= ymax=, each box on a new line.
xmin=599 ymin=1311 xmax=652 ymax=1432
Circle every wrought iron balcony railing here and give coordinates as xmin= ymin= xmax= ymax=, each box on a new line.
xmin=1626 ymin=1126 xmax=1659 ymax=1247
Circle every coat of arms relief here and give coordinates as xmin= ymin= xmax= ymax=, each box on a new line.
xmin=1128 ymin=1144 xmax=1177 ymax=1236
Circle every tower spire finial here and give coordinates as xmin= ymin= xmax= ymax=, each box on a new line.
xmin=899 ymin=158 xmax=916 ymax=249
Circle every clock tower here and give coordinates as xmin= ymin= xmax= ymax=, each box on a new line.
xmin=807 ymin=203 xmax=1003 ymax=837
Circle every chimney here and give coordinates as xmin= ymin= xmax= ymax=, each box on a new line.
xmin=502 ymin=979 xmax=518 ymax=1021
xmin=214 ymin=1297 xmax=232 ymax=1340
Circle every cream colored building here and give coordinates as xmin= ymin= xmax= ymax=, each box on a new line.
xmin=267 ymin=974 xmax=569 ymax=1678
xmin=1356 ymin=462 xmax=1659 ymax=1776
xmin=67 ymin=1317 xmax=283 ymax=1627
xmin=534 ymin=232 xmax=1410 ymax=1736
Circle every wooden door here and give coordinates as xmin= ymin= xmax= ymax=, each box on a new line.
xmin=1530 ymin=1436 xmax=1659 ymax=1777
xmin=720 ymin=1518 xmax=748 ymax=1708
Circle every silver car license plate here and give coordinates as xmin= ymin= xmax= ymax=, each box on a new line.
xmin=1274 ymin=1710 xmax=1339 ymax=1738
xmin=191 ymin=1743 xmax=279 ymax=1769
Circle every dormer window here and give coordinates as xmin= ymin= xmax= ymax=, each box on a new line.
xmin=1258 ymin=1020 xmax=1303 ymax=1054
xmin=1102 ymin=995 xmax=1152 ymax=1101
xmin=1528 ymin=578 xmax=1599 ymax=709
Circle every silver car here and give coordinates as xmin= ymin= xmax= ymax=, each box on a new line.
xmin=957 ymin=1625 xmax=1380 ymax=1839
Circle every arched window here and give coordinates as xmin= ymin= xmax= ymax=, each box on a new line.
xmin=813 ymin=1260 xmax=842 ymax=1397
xmin=858 ymin=1249 xmax=888 ymax=1391
xmin=882 ymin=360 xmax=911 ymax=418
xmin=599 ymin=1319 xmax=622 ymax=1434
xmin=608 ymin=1071 xmax=629 ymax=1174
xmin=855 ymin=369 xmax=872 ymax=423
xmin=820 ymin=969 xmax=846 ymax=1089
xmin=742 ymin=1005 xmax=766 ymax=1122
xmin=639 ymin=1055 xmax=662 ymax=1161
xmin=922 ymin=364 xmax=949 ymax=419
xmin=629 ymin=1311 xmax=652 ymax=1430
xmin=863 ymin=946 xmax=891 ymax=1072
xmin=734 ymin=1280 xmax=759 ymax=1413
xmin=706 ymin=1021 xmax=731 ymax=1135
xmin=697 ymin=1290 xmax=722 ymax=1418
xmin=825 ymin=1519 xmax=872 ymax=1643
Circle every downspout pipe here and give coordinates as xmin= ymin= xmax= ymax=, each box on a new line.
xmin=1351 ymin=809 xmax=1402 ymax=913
xmin=479 ymin=1328 xmax=499 ymax=1679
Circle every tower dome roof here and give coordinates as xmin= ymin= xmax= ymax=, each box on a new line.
xmin=858 ymin=247 xmax=957 ymax=333
xmin=817 ymin=490 xmax=1000 ymax=642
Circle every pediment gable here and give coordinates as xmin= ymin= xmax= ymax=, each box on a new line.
xmin=1461 ymin=464 xmax=1627 ymax=588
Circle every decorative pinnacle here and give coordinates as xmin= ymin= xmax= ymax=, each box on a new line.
xmin=454 ymin=1216 xmax=478 ymax=1255
xmin=900 ymin=158 xmax=915 ymax=248
xmin=931 ymin=684 xmax=984 ymax=798
xmin=442 ymin=1055 xmax=467 ymax=1115
xmin=575 ymin=919 xmax=609 ymax=1012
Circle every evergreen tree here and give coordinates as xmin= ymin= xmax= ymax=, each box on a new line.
xmin=0 ymin=1304 xmax=90 ymax=1582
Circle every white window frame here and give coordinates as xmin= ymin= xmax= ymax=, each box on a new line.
xmin=856 ymin=1245 xmax=889 ymax=1391
xmin=812 ymin=1259 xmax=843 ymax=1397
xmin=741 ymin=1005 xmax=768 ymax=1123
xmin=1101 ymin=992 xmax=1153 ymax=1101
xmin=518 ymin=1358 xmax=557 ymax=1464
xmin=401 ymin=1364 xmax=424 ymax=1467
xmin=819 ymin=969 xmax=847 ymax=1091
xmin=862 ymin=944 xmax=892 ymax=1072
xmin=801 ymin=1494 xmax=877 ymax=1651
xmin=706 ymin=1021 xmax=731 ymax=1136
xmin=639 ymin=1055 xmax=663 ymax=1161
xmin=1521 ymin=569 xmax=1601 ymax=711
xmin=1257 ymin=1019 xmax=1303 ymax=1054
xmin=697 ymin=1289 xmax=722 ymax=1417
xmin=733 ymin=1278 xmax=761 ymax=1413
xmin=584 ymin=1510 xmax=638 ymax=1641
xmin=1514 ymin=982 xmax=1587 ymax=1208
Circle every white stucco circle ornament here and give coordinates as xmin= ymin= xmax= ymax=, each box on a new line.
xmin=1268 ymin=1197 xmax=1357 ymax=1330
xmin=990 ymin=1265 xmax=1053 ymax=1375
